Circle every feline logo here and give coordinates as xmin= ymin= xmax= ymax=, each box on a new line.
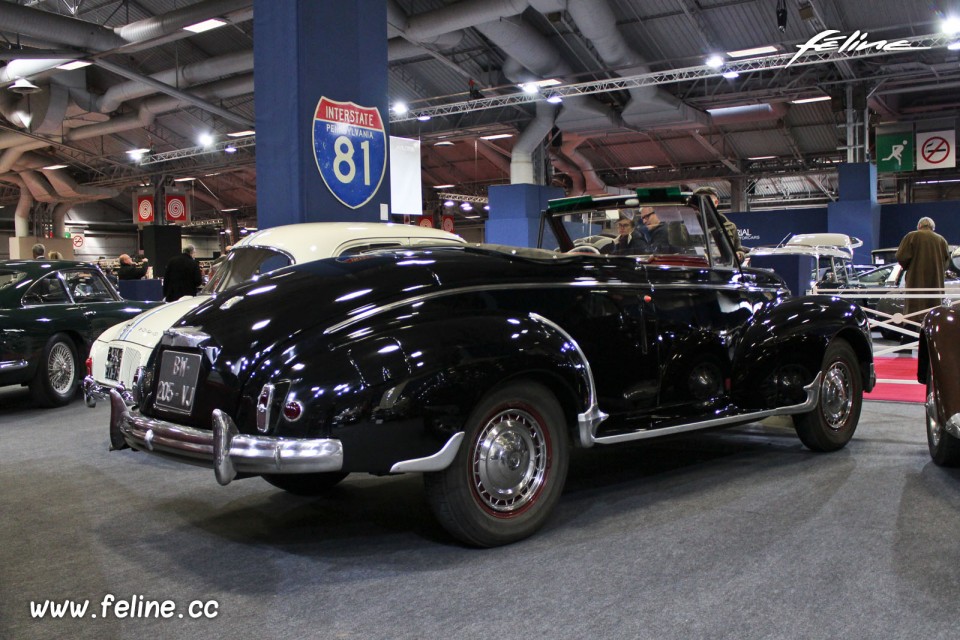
xmin=787 ymin=30 xmax=929 ymax=67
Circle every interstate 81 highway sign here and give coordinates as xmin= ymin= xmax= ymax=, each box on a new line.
xmin=313 ymin=97 xmax=387 ymax=209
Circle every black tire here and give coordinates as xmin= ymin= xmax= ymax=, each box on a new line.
xmin=423 ymin=381 xmax=570 ymax=547
xmin=262 ymin=472 xmax=350 ymax=495
xmin=30 ymin=333 xmax=79 ymax=407
xmin=925 ymin=361 xmax=960 ymax=467
xmin=794 ymin=338 xmax=863 ymax=452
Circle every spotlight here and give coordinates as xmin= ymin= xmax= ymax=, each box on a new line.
xmin=443 ymin=200 xmax=455 ymax=207
xmin=776 ymin=0 xmax=788 ymax=32
xmin=706 ymin=55 xmax=724 ymax=69
xmin=9 ymin=77 xmax=40 ymax=94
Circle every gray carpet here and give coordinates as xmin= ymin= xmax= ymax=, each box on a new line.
xmin=2 ymin=385 xmax=958 ymax=640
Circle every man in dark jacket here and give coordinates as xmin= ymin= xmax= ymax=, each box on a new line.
xmin=117 ymin=253 xmax=149 ymax=280
xmin=162 ymin=245 xmax=203 ymax=302
xmin=896 ymin=216 xmax=950 ymax=319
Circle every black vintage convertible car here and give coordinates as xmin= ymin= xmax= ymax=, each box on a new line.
xmin=108 ymin=189 xmax=875 ymax=546
xmin=0 ymin=259 xmax=159 ymax=406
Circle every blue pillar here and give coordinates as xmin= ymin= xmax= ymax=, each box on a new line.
xmin=487 ymin=184 xmax=564 ymax=248
xmin=254 ymin=1 xmax=390 ymax=228
xmin=827 ymin=163 xmax=880 ymax=259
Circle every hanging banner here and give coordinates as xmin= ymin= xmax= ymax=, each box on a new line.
xmin=441 ymin=215 xmax=455 ymax=234
xmin=876 ymin=132 xmax=914 ymax=172
xmin=312 ymin=97 xmax=387 ymax=210
xmin=133 ymin=192 xmax=154 ymax=224
xmin=165 ymin=191 xmax=190 ymax=223
xmin=418 ymin=217 xmax=434 ymax=229
xmin=917 ymin=130 xmax=956 ymax=170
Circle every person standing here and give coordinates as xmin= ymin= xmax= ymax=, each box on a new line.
xmin=693 ymin=186 xmax=744 ymax=263
xmin=896 ymin=216 xmax=950 ymax=319
xmin=31 ymin=243 xmax=46 ymax=259
xmin=162 ymin=245 xmax=203 ymax=302
xmin=117 ymin=253 xmax=149 ymax=280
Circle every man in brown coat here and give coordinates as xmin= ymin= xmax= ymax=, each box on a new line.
xmin=896 ymin=216 xmax=950 ymax=318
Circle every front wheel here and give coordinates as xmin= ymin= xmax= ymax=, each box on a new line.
xmin=794 ymin=338 xmax=862 ymax=452
xmin=424 ymin=381 xmax=569 ymax=547
xmin=925 ymin=361 xmax=960 ymax=466
xmin=30 ymin=333 xmax=79 ymax=407
xmin=262 ymin=472 xmax=349 ymax=495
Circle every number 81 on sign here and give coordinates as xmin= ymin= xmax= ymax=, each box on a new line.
xmin=313 ymin=97 xmax=387 ymax=209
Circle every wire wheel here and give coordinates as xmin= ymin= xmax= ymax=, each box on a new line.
xmin=47 ymin=341 xmax=76 ymax=395
xmin=470 ymin=408 xmax=548 ymax=516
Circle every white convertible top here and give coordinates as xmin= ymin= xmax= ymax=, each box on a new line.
xmin=234 ymin=222 xmax=464 ymax=258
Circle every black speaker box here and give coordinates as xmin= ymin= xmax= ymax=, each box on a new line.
xmin=142 ymin=225 xmax=182 ymax=279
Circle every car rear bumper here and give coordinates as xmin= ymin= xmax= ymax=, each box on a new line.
xmin=108 ymin=389 xmax=344 ymax=485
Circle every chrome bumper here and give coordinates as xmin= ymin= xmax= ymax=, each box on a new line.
xmin=83 ymin=375 xmax=134 ymax=408
xmin=108 ymin=389 xmax=343 ymax=486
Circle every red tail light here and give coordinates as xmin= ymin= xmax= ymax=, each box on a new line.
xmin=85 ymin=357 xmax=92 ymax=376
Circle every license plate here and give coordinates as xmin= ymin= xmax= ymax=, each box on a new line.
xmin=105 ymin=346 xmax=123 ymax=381
xmin=154 ymin=350 xmax=202 ymax=414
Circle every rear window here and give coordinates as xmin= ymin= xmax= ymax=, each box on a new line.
xmin=202 ymin=247 xmax=294 ymax=294
xmin=0 ymin=269 xmax=28 ymax=291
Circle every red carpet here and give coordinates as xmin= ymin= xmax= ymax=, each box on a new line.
xmin=864 ymin=356 xmax=926 ymax=403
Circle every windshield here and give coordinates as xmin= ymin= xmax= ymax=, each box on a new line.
xmin=547 ymin=203 xmax=734 ymax=267
xmin=202 ymin=247 xmax=293 ymax=294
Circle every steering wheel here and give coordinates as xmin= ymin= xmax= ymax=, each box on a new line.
xmin=568 ymin=245 xmax=602 ymax=255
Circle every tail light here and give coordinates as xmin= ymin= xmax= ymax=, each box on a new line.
xmin=85 ymin=357 xmax=92 ymax=376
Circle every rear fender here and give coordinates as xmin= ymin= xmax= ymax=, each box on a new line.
xmin=920 ymin=306 xmax=960 ymax=428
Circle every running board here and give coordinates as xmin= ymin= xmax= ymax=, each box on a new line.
xmin=589 ymin=373 xmax=822 ymax=446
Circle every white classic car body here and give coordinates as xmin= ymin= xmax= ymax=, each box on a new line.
xmin=83 ymin=222 xmax=465 ymax=405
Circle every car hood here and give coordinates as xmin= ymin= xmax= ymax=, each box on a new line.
xmin=100 ymin=295 xmax=211 ymax=348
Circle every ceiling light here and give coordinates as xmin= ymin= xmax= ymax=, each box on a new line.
xmin=224 ymin=145 xmax=237 ymax=153
xmin=183 ymin=18 xmax=227 ymax=33
xmin=392 ymin=102 xmax=408 ymax=115
xmin=227 ymin=130 xmax=255 ymax=137
xmin=722 ymin=70 xmax=740 ymax=79
xmin=42 ymin=164 xmax=68 ymax=170
xmin=520 ymin=83 xmax=540 ymax=95
xmin=480 ymin=133 xmax=513 ymax=140
xmin=791 ymin=95 xmax=831 ymax=104
xmin=465 ymin=215 xmax=481 ymax=219
xmin=126 ymin=148 xmax=150 ymax=161
xmin=460 ymin=202 xmax=473 ymax=211
xmin=8 ymin=77 xmax=40 ymax=94
xmin=706 ymin=55 xmax=724 ymax=69
xmin=950 ymin=42 xmax=960 ymax=50
xmin=417 ymin=114 xmax=431 ymax=121
xmin=748 ymin=155 xmax=776 ymax=160
xmin=174 ymin=176 xmax=196 ymax=182
xmin=943 ymin=16 xmax=960 ymax=35
xmin=434 ymin=141 xmax=455 ymax=147
xmin=546 ymin=94 xmax=563 ymax=104
xmin=433 ymin=184 xmax=455 ymax=189
xmin=726 ymin=45 xmax=778 ymax=58
xmin=517 ymin=78 xmax=560 ymax=91
xmin=483 ymin=205 xmax=490 ymax=211
xmin=629 ymin=165 xmax=656 ymax=170
xmin=198 ymin=133 xmax=215 ymax=146
xmin=221 ymin=208 xmax=239 ymax=212
xmin=57 ymin=60 xmax=92 ymax=70
xmin=443 ymin=200 xmax=455 ymax=207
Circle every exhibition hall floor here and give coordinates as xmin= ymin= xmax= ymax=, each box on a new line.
xmin=2 ymin=385 xmax=957 ymax=640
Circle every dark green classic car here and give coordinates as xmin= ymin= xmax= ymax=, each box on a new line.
xmin=0 ymin=260 xmax=160 ymax=406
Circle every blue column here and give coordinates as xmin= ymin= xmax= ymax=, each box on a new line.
xmin=254 ymin=1 xmax=390 ymax=228
xmin=828 ymin=163 xmax=880 ymax=259
xmin=486 ymin=184 xmax=564 ymax=248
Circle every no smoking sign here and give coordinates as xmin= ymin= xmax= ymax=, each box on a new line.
xmin=917 ymin=131 xmax=956 ymax=170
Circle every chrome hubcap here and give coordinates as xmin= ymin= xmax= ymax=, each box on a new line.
xmin=48 ymin=343 xmax=75 ymax=394
xmin=472 ymin=409 xmax=548 ymax=514
xmin=821 ymin=361 xmax=853 ymax=431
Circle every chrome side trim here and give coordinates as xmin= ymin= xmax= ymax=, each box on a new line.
xmin=0 ymin=359 xmax=28 ymax=371
xmin=389 ymin=432 xmax=465 ymax=473
xmin=528 ymin=312 xmax=608 ymax=448
xmin=591 ymin=373 xmax=823 ymax=445
xmin=162 ymin=326 xmax=211 ymax=348
xmin=108 ymin=389 xmax=343 ymax=484
xmin=323 ymin=281 xmax=781 ymax=336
